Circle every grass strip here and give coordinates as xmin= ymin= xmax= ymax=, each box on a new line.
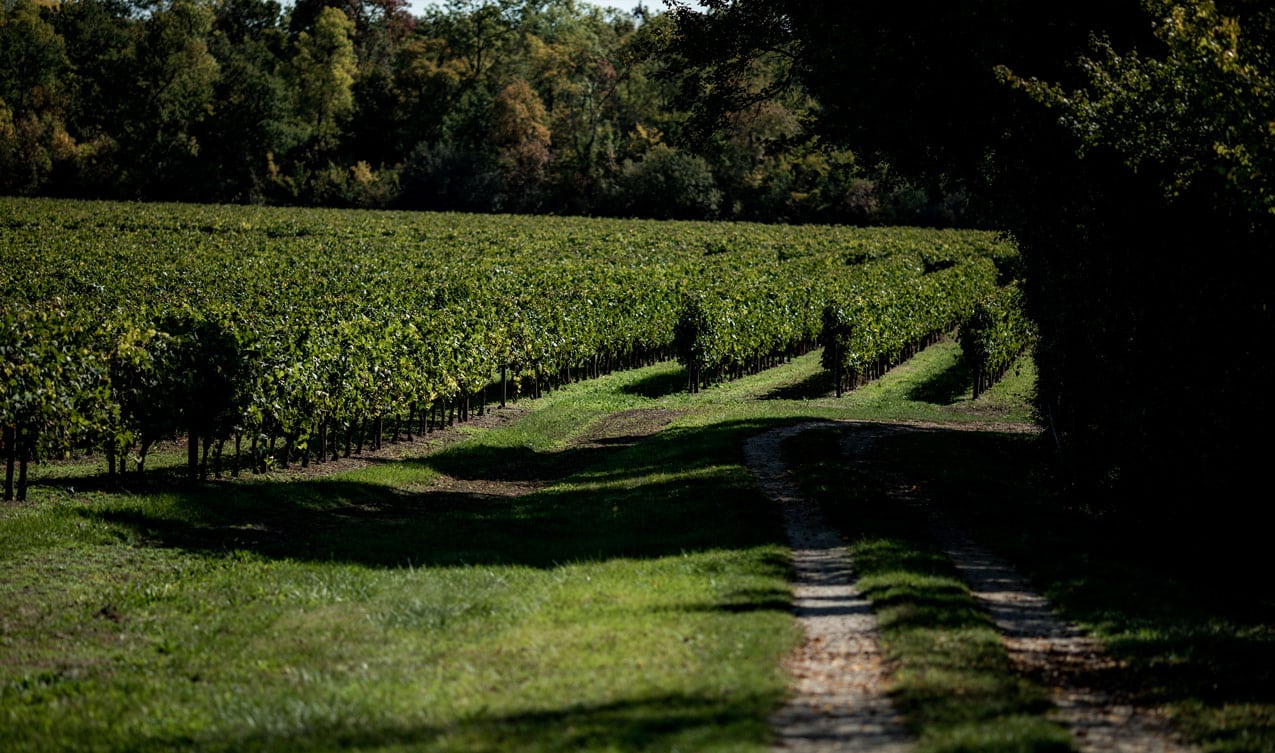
xmin=784 ymin=427 xmax=1073 ymax=753
xmin=2 ymin=342 xmax=1039 ymax=753
xmin=0 ymin=361 xmax=804 ymax=753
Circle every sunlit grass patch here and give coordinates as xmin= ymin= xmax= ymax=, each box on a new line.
xmin=2 ymin=339 xmax=1043 ymax=753
xmin=1 ymin=361 xmax=808 ymax=753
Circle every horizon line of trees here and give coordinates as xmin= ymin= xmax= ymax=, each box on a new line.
xmin=0 ymin=0 xmax=966 ymax=225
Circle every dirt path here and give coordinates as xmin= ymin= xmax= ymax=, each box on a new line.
xmin=744 ymin=425 xmax=912 ymax=753
xmin=928 ymin=522 xmax=1197 ymax=753
xmin=750 ymin=420 xmax=1199 ymax=753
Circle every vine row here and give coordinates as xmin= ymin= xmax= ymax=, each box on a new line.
xmin=1 ymin=198 xmax=1019 ymax=497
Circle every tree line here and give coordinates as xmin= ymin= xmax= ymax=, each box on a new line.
xmin=0 ymin=0 xmax=960 ymax=224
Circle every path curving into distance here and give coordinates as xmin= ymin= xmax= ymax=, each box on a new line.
xmin=749 ymin=420 xmax=1200 ymax=753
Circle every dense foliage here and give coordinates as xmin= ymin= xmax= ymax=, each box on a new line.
xmin=672 ymin=1 xmax=1275 ymax=511
xmin=1001 ymin=1 xmax=1275 ymax=503
xmin=0 ymin=197 xmax=1016 ymax=498
xmin=0 ymin=0 xmax=961 ymax=225
xmin=819 ymin=257 xmax=1000 ymax=396
xmin=958 ymin=284 xmax=1036 ymax=400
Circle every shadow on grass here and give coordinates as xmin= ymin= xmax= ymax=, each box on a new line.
xmin=834 ymin=426 xmax=1275 ymax=753
xmin=664 ymin=586 xmax=794 ymax=616
xmin=81 ymin=417 xmax=803 ymax=573
xmin=127 ymin=692 xmax=775 ymax=753
xmin=785 ymin=427 xmax=1071 ymax=747
xmin=620 ymin=368 xmax=688 ymax=398
xmin=28 ymin=458 xmax=193 ymax=495
xmin=904 ymin=353 xmax=973 ymax=405
xmin=758 ymin=369 xmax=834 ymax=401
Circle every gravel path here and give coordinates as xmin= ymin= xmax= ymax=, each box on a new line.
xmin=927 ymin=521 xmax=1197 ymax=753
xmin=750 ymin=420 xmax=1199 ymax=753
xmin=744 ymin=424 xmax=912 ymax=753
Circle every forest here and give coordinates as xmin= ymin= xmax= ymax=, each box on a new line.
xmin=0 ymin=0 xmax=941 ymax=224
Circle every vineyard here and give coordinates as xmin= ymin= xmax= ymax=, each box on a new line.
xmin=1 ymin=197 xmax=1026 ymax=499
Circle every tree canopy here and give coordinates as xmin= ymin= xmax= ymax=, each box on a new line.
xmin=0 ymin=0 xmax=954 ymax=223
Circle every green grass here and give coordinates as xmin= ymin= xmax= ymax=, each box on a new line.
xmin=736 ymin=339 xmax=1037 ymax=424
xmin=8 ymin=254 xmax=1263 ymax=753
xmin=784 ymin=427 xmax=1072 ymax=753
xmin=2 ymin=341 xmax=1041 ymax=752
